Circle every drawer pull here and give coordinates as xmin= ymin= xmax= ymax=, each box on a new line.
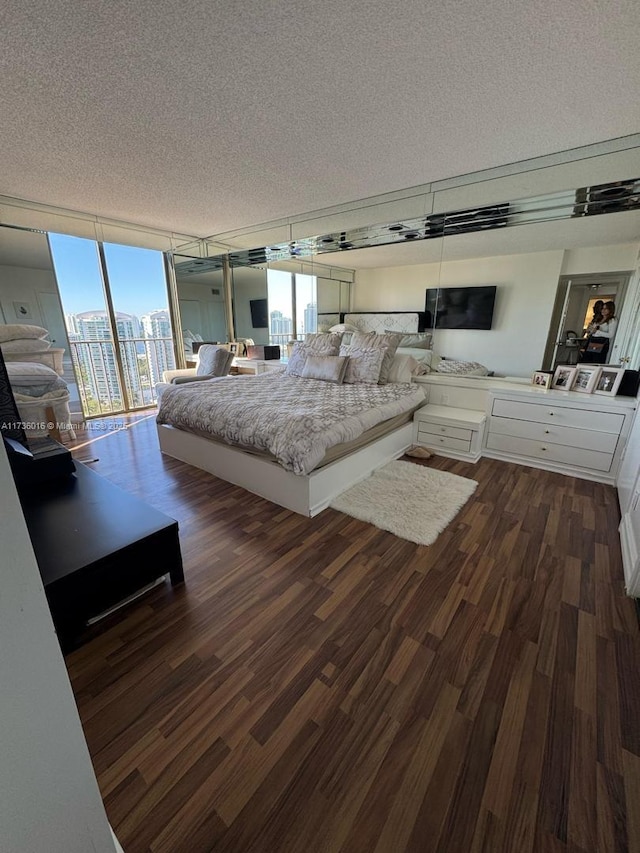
xmin=549 ymin=412 xmax=554 ymax=416
xmin=440 ymin=427 xmax=446 ymax=432
xmin=545 ymin=429 xmax=550 ymax=434
xmin=541 ymin=446 xmax=547 ymax=451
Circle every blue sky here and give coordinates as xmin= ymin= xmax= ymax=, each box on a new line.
xmin=48 ymin=233 xmax=168 ymax=317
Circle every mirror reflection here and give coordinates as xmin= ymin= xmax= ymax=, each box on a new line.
xmin=173 ymin=254 xmax=229 ymax=362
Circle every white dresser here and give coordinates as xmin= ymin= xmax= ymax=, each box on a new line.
xmin=484 ymin=389 xmax=637 ymax=484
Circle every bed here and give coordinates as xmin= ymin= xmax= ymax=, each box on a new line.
xmin=156 ymin=311 xmax=481 ymax=515
xmin=157 ymin=369 xmax=425 ymax=515
xmin=157 ymin=315 xmax=430 ymax=515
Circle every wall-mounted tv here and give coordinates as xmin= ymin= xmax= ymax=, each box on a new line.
xmin=249 ymin=298 xmax=268 ymax=328
xmin=425 ymin=285 xmax=497 ymax=330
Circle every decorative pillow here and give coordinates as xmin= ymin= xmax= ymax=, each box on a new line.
xmin=386 ymin=330 xmax=432 ymax=349
xmin=286 ymin=334 xmax=342 ymax=377
xmin=339 ymin=345 xmax=384 ymax=384
xmin=0 ymin=338 xmax=52 ymax=353
xmin=301 ymin=355 xmax=348 ymax=384
xmin=196 ymin=346 xmax=234 ymax=376
xmin=349 ymin=331 xmax=402 ymax=384
xmin=435 ymin=359 xmax=489 ymax=376
xmin=387 ymin=354 xmax=419 ymax=384
xmin=303 ymin=333 xmax=343 ymax=351
xmin=0 ymin=324 xmax=49 ymax=343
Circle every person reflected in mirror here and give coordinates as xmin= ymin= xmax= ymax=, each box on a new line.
xmin=585 ymin=300 xmax=604 ymax=335
xmin=579 ymin=300 xmax=617 ymax=363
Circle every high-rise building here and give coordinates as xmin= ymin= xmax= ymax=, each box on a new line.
xmin=66 ymin=311 xmax=142 ymax=407
xmin=270 ymin=310 xmax=292 ymax=340
xmin=303 ymin=302 xmax=317 ymax=336
xmin=141 ymin=309 xmax=176 ymax=387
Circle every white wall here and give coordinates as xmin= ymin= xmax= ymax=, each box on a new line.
xmin=354 ymin=250 xmax=565 ymax=377
xmin=0 ymin=442 xmax=118 ymax=853
xmin=561 ymin=243 xmax=638 ymax=275
xmin=0 ymin=262 xmax=61 ymax=324
xmin=353 ymin=242 xmax=640 ymax=377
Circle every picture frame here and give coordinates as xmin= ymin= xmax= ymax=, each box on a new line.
xmin=531 ymin=370 xmax=553 ymax=389
xmin=551 ymin=365 xmax=576 ymax=390
xmin=594 ymin=366 xmax=625 ymax=396
xmin=571 ymin=365 xmax=601 ymax=394
xmin=13 ymin=301 xmax=33 ymax=320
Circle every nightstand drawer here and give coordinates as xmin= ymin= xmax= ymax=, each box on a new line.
xmin=417 ymin=422 xmax=473 ymax=442
xmin=419 ymin=432 xmax=471 ymax=453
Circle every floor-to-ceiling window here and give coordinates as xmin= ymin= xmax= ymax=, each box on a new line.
xmin=266 ymin=268 xmax=317 ymax=347
xmin=49 ymin=234 xmax=176 ymax=417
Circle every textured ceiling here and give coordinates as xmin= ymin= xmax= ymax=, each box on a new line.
xmin=1 ymin=0 xmax=639 ymax=238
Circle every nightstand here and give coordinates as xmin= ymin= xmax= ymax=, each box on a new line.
xmin=413 ymin=404 xmax=486 ymax=462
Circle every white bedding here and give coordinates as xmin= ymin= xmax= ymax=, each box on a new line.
xmin=157 ymin=370 xmax=426 ymax=475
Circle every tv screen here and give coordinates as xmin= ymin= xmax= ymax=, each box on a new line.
xmin=425 ymin=286 xmax=497 ymax=330
xmin=249 ymin=298 xmax=268 ymax=328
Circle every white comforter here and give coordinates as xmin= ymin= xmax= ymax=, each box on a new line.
xmin=157 ymin=370 xmax=426 ymax=475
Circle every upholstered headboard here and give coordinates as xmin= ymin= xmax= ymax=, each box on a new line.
xmin=343 ymin=312 xmax=428 ymax=334
xmin=317 ymin=311 xmax=428 ymax=334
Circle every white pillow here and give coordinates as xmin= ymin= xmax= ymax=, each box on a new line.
xmin=1 ymin=338 xmax=52 ymax=353
xmin=0 ymin=324 xmax=49 ymax=343
xmin=396 ymin=346 xmax=434 ymax=366
xmin=6 ymin=361 xmax=60 ymax=384
xmin=329 ymin=323 xmax=360 ymax=333
xmin=385 ymin=331 xmax=433 ymax=349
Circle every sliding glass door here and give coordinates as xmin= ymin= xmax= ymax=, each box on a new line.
xmin=49 ymin=234 xmax=176 ymax=417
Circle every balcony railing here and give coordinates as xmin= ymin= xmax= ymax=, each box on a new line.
xmin=69 ymin=337 xmax=176 ymax=416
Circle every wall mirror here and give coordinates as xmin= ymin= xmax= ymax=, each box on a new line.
xmin=221 ymin=159 xmax=640 ymax=378
xmin=172 ymin=253 xmax=229 ymax=360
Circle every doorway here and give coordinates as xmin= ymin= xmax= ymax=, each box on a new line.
xmin=542 ymin=272 xmax=630 ymax=371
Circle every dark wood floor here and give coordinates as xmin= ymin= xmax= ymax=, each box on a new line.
xmin=63 ymin=413 xmax=640 ymax=853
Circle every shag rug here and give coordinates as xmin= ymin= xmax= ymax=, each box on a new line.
xmin=329 ymin=460 xmax=478 ymax=545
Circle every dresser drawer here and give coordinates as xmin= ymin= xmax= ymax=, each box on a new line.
xmin=417 ymin=422 xmax=473 ymax=442
xmin=486 ymin=433 xmax=613 ymax=472
xmin=491 ymin=398 xmax=625 ymax=433
xmin=418 ymin=432 xmax=471 ymax=453
xmin=488 ymin=416 xmax=620 ymax=454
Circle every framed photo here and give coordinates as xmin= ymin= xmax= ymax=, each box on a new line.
xmin=531 ymin=370 xmax=553 ymax=389
xmin=13 ymin=301 xmax=33 ymax=319
xmin=571 ymin=365 xmax=601 ymax=394
xmin=551 ymin=365 xmax=576 ymax=390
xmin=594 ymin=366 xmax=625 ymax=396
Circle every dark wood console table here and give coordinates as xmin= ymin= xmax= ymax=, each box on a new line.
xmin=20 ymin=462 xmax=184 ymax=652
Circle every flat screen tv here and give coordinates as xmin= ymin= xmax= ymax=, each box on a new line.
xmin=425 ymin=285 xmax=497 ymax=330
xmin=249 ymin=298 xmax=268 ymax=328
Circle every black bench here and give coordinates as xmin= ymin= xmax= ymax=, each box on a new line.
xmin=20 ymin=461 xmax=184 ymax=652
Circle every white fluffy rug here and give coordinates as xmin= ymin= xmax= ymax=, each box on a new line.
xmin=329 ymin=460 xmax=478 ymax=546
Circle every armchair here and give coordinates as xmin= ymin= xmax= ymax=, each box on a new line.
xmin=162 ymin=345 xmax=234 ymax=385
